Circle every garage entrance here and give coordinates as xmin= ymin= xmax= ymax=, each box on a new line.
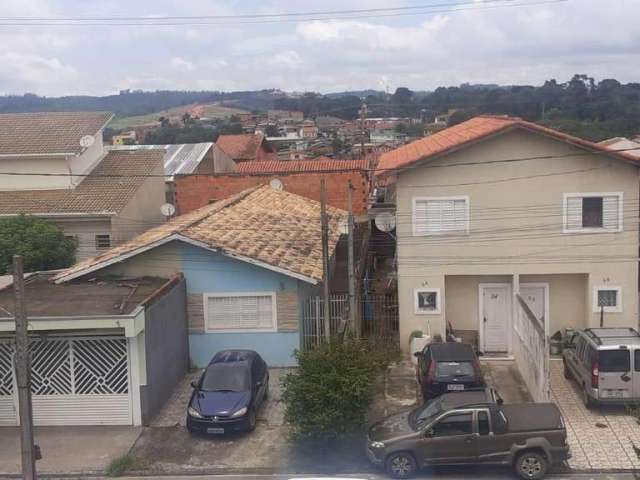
xmin=0 ymin=335 xmax=131 ymax=426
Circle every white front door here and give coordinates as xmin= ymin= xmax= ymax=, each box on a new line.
xmin=520 ymin=285 xmax=547 ymax=331
xmin=481 ymin=285 xmax=511 ymax=353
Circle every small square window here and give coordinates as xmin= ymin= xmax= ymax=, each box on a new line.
xmin=593 ymin=287 xmax=622 ymax=313
xmin=95 ymin=234 xmax=111 ymax=249
xmin=415 ymin=288 xmax=441 ymax=315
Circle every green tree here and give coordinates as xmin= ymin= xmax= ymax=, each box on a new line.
xmin=0 ymin=215 xmax=77 ymax=274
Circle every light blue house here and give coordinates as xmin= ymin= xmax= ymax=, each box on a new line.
xmin=53 ymin=186 xmax=347 ymax=367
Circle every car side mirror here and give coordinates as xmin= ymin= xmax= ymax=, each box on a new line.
xmin=190 ymin=381 xmax=198 ymax=389
xmin=414 ymin=351 xmax=423 ymax=357
xmin=425 ymin=428 xmax=435 ymax=438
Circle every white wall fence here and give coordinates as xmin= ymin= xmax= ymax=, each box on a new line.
xmin=513 ymin=294 xmax=550 ymax=402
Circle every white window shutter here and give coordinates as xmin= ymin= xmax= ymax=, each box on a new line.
xmin=414 ymin=198 xmax=467 ymax=235
xmin=207 ymin=295 xmax=274 ymax=331
xmin=565 ymin=196 xmax=582 ymax=230
xmin=602 ymin=195 xmax=620 ymax=230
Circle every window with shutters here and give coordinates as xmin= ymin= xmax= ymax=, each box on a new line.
xmin=412 ymin=196 xmax=469 ymax=236
xmin=563 ymin=192 xmax=623 ymax=233
xmin=204 ymin=292 xmax=277 ymax=332
xmin=593 ymin=286 xmax=622 ymax=313
xmin=95 ymin=234 xmax=111 ymax=249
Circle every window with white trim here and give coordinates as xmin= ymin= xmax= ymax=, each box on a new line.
xmin=593 ymin=286 xmax=622 ymax=313
xmin=413 ymin=197 xmax=469 ymax=236
xmin=564 ymin=193 xmax=622 ymax=233
xmin=414 ymin=288 xmax=441 ymax=315
xmin=205 ymin=293 xmax=276 ymax=332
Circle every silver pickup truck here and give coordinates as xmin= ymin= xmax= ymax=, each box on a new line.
xmin=366 ymin=390 xmax=570 ymax=479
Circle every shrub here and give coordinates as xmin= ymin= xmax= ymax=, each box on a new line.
xmin=282 ymin=338 xmax=397 ymax=441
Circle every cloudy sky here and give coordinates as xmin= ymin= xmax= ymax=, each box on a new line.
xmin=0 ymin=0 xmax=638 ymax=96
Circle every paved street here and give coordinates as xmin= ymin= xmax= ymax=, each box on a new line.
xmin=550 ymin=359 xmax=640 ymax=471
xmin=101 ymin=474 xmax=640 ymax=480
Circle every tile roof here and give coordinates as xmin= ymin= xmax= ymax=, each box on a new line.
xmin=234 ymin=156 xmax=369 ymax=174
xmin=216 ymin=134 xmax=270 ymax=160
xmin=0 ymin=112 xmax=113 ymax=155
xmin=0 ymin=149 xmax=164 ymax=215
xmin=53 ymin=185 xmax=348 ymax=284
xmin=377 ymin=115 xmax=640 ymax=174
xmin=598 ymin=137 xmax=640 ymax=158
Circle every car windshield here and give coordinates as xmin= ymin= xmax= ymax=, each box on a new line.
xmin=409 ymin=397 xmax=444 ymax=429
xmin=435 ymin=361 xmax=475 ymax=378
xmin=200 ymin=365 xmax=251 ymax=392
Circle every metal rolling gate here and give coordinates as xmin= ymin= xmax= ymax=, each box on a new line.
xmin=0 ymin=336 xmax=132 ymax=426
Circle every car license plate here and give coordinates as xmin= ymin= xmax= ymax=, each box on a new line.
xmin=447 ymin=384 xmax=464 ymax=391
xmin=603 ymin=390 xmax=624 ymax=398
xmin=207 ymin=427 xmax=224 ymax=434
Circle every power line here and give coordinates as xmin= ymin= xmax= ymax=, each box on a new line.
xmin=0 ymin=0 xmax=567 ymax=27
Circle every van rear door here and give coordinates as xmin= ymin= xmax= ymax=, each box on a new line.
xmin=633 ymin=349 xmax=640 ymax=400
xmin=597 ymin=348 xmax=632 ymax=400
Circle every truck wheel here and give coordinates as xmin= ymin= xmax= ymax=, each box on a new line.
xmin=515 ymin=451 xmax=548 ymax=480
xmin=385 ymin=452 xmax=418 ymax=479
xmin=582 ymin=386 xmax=596 ymax=409
xmin=563 ymin=361 xmax=572 ymax=380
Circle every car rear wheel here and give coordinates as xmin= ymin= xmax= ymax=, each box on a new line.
xmin=563 ymin=361 xmax=572 ymax=380
xmin=515 ymin=450 xmax=548 ymax=480
xmin=385 ymin=452 xmax=417 ymax=479
xmin=582 ymin=385 xmax=596 ymax=409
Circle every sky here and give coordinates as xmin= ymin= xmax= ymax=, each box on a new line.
xmin=0 ymin=0 xmax=638 ymax=96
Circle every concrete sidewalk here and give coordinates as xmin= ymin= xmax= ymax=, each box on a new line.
xmin=0 ymin=425 xmax=141 ymax=475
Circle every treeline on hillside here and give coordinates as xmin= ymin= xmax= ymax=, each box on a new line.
xmin=274 ymin=75 xmax=640 ymax=141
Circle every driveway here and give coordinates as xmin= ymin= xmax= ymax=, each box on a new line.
xmin=550 ymin=358 xmax=640 ymax=471
xmin=0 ymin=425 xmax=141 ymax=475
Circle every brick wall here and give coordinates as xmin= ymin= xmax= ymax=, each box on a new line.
xmin=175 ymin=171 xmax=369 ymax=215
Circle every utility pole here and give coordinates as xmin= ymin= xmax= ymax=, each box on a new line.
xmin=13 ymin=255 xmax=36 ymax=480
xmin=358 ymin=103 xmax=368 ymax=159
xmin=347 ymin=181 xmax=358 ymax=338
xmin=320 ymin=180 xmax=331 ymax=341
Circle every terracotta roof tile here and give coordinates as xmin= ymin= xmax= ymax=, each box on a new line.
xmin=234 ymin=156 xmax=368 ymax=174
xmin=216 ymin=134 xmax=270 ymax=161
xmin=53 ymin=185 xmax=347 ymax=284
xmin=0 ymin=149 xmax=164 ymax=215
xmin=377 ymin=115 xmax=640 ymax=174
xmin=0 ymin=112 xmax=113 ymax=155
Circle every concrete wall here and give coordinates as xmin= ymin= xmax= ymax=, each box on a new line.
xmin=69 ymin=135 xmax=105 ymax=185
xmin=48 ymin=217 xmax=113 ymax=261
xmin=112 ymin=160 xmax=166 ymax=245
xmin=174 ymin=170 xmax=369 ymax=215
xmin=140 ymin=277 xmax=189 ymax=425
xmin=0 ymin=156 xmax=70 ymax=190
xmin=396 ymin=129 xmax=640 ymax=351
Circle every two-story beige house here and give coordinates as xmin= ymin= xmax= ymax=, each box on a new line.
xmin=0 ymin=112 xmax=166 ymax=260
xmin=378 ymin=116 xmax=640 ymax=363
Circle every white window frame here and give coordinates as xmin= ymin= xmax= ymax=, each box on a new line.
xmin=563 ymin=192 xmax=623 ymax=234
xmin=203 ymin=292 xmax=277 ymax=333
xmin=412 ymin=196 xmax=470 ymax=237
xmin=414 ymin=288 xmax=441 ymax=315
xmin=592 ymin=286 xmax=622 ymax=313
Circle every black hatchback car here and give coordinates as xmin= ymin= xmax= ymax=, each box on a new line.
xmin=186 ymin=350 xmax=269 ymax=434
xmin=415 ymin=342 xmax=485 ymax=401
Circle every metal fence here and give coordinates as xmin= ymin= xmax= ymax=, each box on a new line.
xmin=301 ymin=292 xmax=398 ymax=350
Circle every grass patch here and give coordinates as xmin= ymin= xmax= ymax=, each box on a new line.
xmin=105 ymin=453 xmax=138 ymax=477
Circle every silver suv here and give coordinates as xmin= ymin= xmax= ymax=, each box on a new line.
xmin=562 ymin=328 xmax=640 ymax=407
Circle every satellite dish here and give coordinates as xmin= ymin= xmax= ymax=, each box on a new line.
xmin=79 ymin=135 xmax=95 ymax=148
xmin=375 ymin=211 xmax=396 ymax=232
xmin=160 ymin=203 xmax=176 ymax=217
xmin=270 ymin=178 xmax=283 ymax=190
